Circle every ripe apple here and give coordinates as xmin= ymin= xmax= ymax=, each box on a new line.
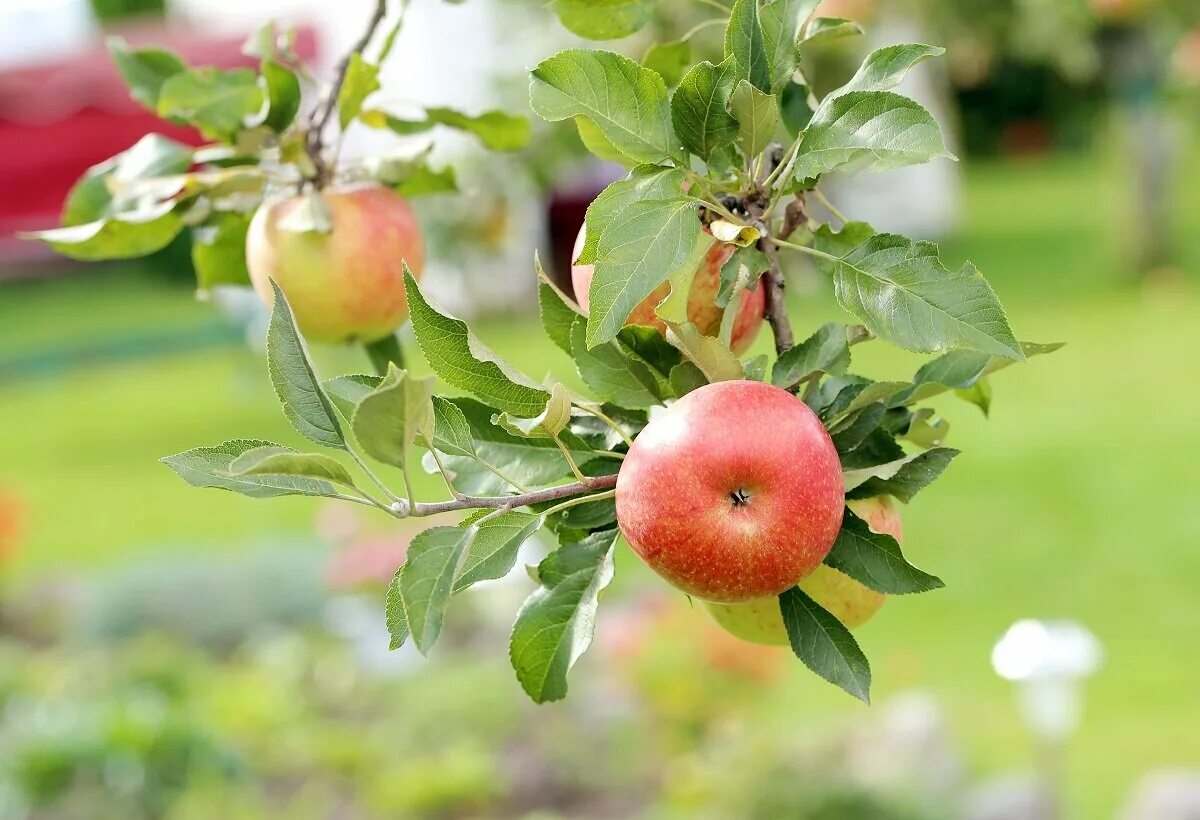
xmin=615 ymin=380 xmax=844 ymax=602
xmin=571 ymin=226 xmax=764 ymax=355
xmin=1090 ymin=0 xmax=1154 ymax=23
xmin=704 ymin=496 xmax=903 ymax=644
xmin=246 ymin=184 xmax=424 ymax=344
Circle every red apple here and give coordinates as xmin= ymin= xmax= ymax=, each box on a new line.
xmin=246 ymin=184 xmax=424 ymax=344
xmin=615 ymin=380 xmax=844 ymax=602
xmin=1090 ymin=0 xmax=1154 ymax=22
xmin=571 ymin=226 xmax=765 ymax=355
xmin=704 ymin=496 xmax=903 ymax=644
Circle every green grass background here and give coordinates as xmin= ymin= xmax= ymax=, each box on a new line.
xmin=1 ymin=141 xmax=1198 ymax=817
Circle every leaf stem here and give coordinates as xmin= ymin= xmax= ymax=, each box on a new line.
xmin=576 ymin=405 xmax=636 ymax=448
xmin=426 ymin=445 xmax=463 ymax=500
xmin=770 ymin=236 xmax=841 ymax=263
xmin=347 ymin=448 xmax=402 ymax=503
xmin=679 ymin=17 xmax=727 ymax=42
xmin=552 ymin=435 xmax=589 ymax=483
xmin=542 ymin=489 xmax=616 ymax=518
xmin=483 ymin=462 xmax=532 ymax=494
xmin=695 ymin=0 xmax=732 ymax=12
xmin=812 ymin=187 xmax=849 ymax=225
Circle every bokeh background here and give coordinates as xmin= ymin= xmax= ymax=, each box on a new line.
xmin=1 ymin=0 xmax=1199 ymax=817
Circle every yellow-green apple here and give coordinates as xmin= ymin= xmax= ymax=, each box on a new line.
xmin=615 ymin=380 xmax=844 ymax=602
xmin=1090 ymin=0 xmax=1154 ymax=22
xmin=704 ymin=496 xmax=903 ymax=644
xmin=246 ymin=184 xmax=424 ymax=344
xmin=571 ymin=226 xmax=765 ymax=355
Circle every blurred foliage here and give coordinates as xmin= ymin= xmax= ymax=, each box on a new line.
xmin=90 ymin=0 xmax=165 ymax=24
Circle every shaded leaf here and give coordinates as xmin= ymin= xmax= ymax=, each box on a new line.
xmin=161 ymin=440 xmax=339 ymax=499
xmin=846 ymin=447 xmax=959 ymax=502
xmin=324 ymin=374 xmax=382 ymax=421
xmin=643 ymin=39 xmax=690 ymax=88
xmin=824 ymin=510 xmax=943 ymax=594
xmin=779 ymin=586 xmax=871 ymax=702
xmin=577 ymin=165 xmax=687 ymax=266
xmin=570 ymin=318 xmax=665 ymax=408
xmin=351 ymin=364 xmax=436 ymax=468
xmin=772 ymin=322 xmax=852 ymax=389
xmin=802 ymin=16 xmax=864 ymax=45
xmin=227 ymin=448 xmax=360 ymax=492
xmin=551 ymin=0 xmax=656 ymax=40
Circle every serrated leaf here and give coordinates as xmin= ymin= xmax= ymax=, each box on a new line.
xmin=760 ymin=0 xmax=818 ymax=93
xmin=587 ymin=198 xmax=705 ymax=347
xmin=570 ymin=317 xmax=664 ymax=408
xmin=538 ymin=260 xmax=582 ymax=355
xmin=617 ymin=324 xmax=682 ymax=379
xmin=829 ymin=402 xmax=886 ymax=451
xmin=717 ymin=245 xmax=769 ymax=308
xmin=839 ymin=428 xmax=905 ymax=471
xmin=771 ymin=322 xmax=852 ymax=389
xmin=833 ymin=381 xmax=912 ymax=421
xmin=847 ymin=447 xmax=958 ymax=502
xmin=801 ymin=16 xmax=864 ymax=45
xmin=574 ymin=116 xmax=637 ymax=166
xmin=907 ymin=341 xmax=1063 ymax=403
xmin=365 ymin=106 xmax=531 ymax=151
xmin=107 ymin=37 xmax=186 ymax=109
xmin=430 ymin=399 xmax=597 ymax=495
xmin=227 ymin=448 xmax=360 ymax=492
xmin=161 ymin=440 xmax=340 ymax=499
xmin=337 ymin=53 xmax=380 ymax=130
xmin=730 ymin=80 xmax=781 ymax=159
xmin=671 ymin=58 xmax=739 ymax=161
xmin=664 ymin=321 xmax=745 ymax=382
xmin=324 ymin=374 xmax=382 ymax=421
xmin=724 ymin=0 xmax=771 ymax=92
xmin=530 ymin=49 xmax=678 ymax=165
xmin=577 ymin=165 xmax=688 ymax=266
xmin=779 ymin=586 xmax=871 ymax=702
xmin=669 ymin=361 xmax=709 ymax=396
xmin=812 ymin=227 xmax=1023 ymax=360
xmin=644 ymin=40 xmax=690 ymax=88
xmin=192 ymin=211 xmax=251 ymax=290
xmin=495 ymin=383 xmax=574 ymax=438
xmin=385 ymin=571 xmax=410 ymax=649
xmin=157 ymin=67 xmax=263 ymax=143
xmin=403 ymin=267 xmax=550 ymax=416
xmin=25 ymin=203 xmax=182 ymax=261
xmin=842 ymin=452 xmax=921 ymax=491
xmin=455 ymin=512 xmax=545 ymax=590
xmin=430 ymin=396 xmax=477 ymax=458
xmin=266 ymin=281 xmax=346 ymax=449
xmin=398 ymin=527 xmax=474 ymax=655
xmin=956 ymin=377 xmax=992 ymax=416
xmin=825 ymin=509 xmax=943 ymax=594
xmin=551 ymin=0 xmax=656 ymax=40
xmin=832 ymin=44 xmax=945 ymax=99
xmin=510 ymin=529 xmax=617 ymax=703
xmin=351 ymin=364 xmax=436 ymax=468
xmin=793 ymin=91 xmax=953 ymax=182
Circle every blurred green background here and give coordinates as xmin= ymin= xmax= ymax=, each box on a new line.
xmin=2 ymin=0 xmax=1200 ymax=818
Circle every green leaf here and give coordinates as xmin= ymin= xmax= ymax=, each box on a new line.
xmin=530 ymin=49 xmax=679 ymax=165
xmin=323 ymin=374 xmax=382 ymax=421
xmin=730 ymin=80 xmax=781 ymax=159
xmin=671 ymin=58 xmax=739 ymax=161
xmin=779 ymin=586 xmax=871 ymax=702
xmin=617 ymin=325 xmax=682 ymax=379
xmin=258 ymin=59 xmax=302 ymax=132
xmin=717 ymin=245 xmax=769 ymax=308
xmin=793 ymin=91 xmax=953 ymax=182
xmin=398 ymin=527 xmax=474 ymax=655
xmin=812 ymin=227 xmax=1023 ymax=360
xmin=724 ymin=0 xmax=771 ymax=92
xmin=157 ymin=67 xmax=264 ymax=143
xmin=337 ymin=53 xmax=380 ymax=130
xmin=352 ymin=364 xmax=436 ymax=468
xmin=771 ymin=322 xmax=852 ymax=389
xmin=385 ymin=571 xmax=410 ymax=649
xmin=760 ymin=0 xmax=818 ymax=93
xmin=577 ymin=165 xmax=688 ymax=266
xmin=430 ymin=396 xmax=478 ymax=458
xmin=551 ymin=0 xmax=656 ymax=40
xmin=394 ymin=165 xmax=458 ymax=197
xmin=403 ymin=267 xmax=550 ymax=416
xmin=25 ymin=204 xmax=182 ymax=261
xmin=824 ymin=509 xmax=943 ymax=594
xmin=829 ymin=403 xmax=886 ymax=451
xmin=902 ymin=409 xmax=950 ymax=448
xmin=365 ymin=107 xmax=532 ymax=151
xmin=643 ymin=40 xmax=691 ymax=88
xmin=63 ymin=133 xmax=193 ymax=226
xmin=266 ymin=281 xmax=346 ymax=449
xmin=162 ymin=440 xmax=340 ymax=499
xmin=668 ymin=361 xmax=709 ymax=396
xmin=664 ymin=321 xmax=746 ymax=383
xmin=908 ymin=341 xmax=1063 ymax=402
xmin=431 ymin=399 xmax=597 ymax=495
xmin=192 ymin=211 xmax=251 ymax=290
xmin=510 ymin=529 xmax=617 ymax=703
xmin=226 ymin=448 xmax=361 ymax=492
xmin=570 ymin=317 xmax=665 ymax=408
xmin=494 ymin=383 xmax=574 ymax=439
xmin=587 ymin=198 xmax=705 ymax=347
xmin=107 ymin=37 xmax=186 ymax=109
xmin=801 ymin=16 xmax=864 ymax=45
xmin=539 ymin=279 xmax=581 ymax=355
xmin=956 ymin=377 xmax=993 ymax=416
xmin=455 ymin=512 xmax=545 ymax=591
xmin=833 ymin=44 xmax=945 ymax=98
xmin=846 ymin=447 xmax=958 ymax=502
xmin=574 ymin=116 xmax=637 ymax=166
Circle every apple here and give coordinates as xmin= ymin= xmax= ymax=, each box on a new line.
xmin=615 ymin=380 xmax=844 ymax=602
xmin=703 ymin=496 xmax=903 ymax=644
xmin=1174 ymin=29 xmax=1200 ymax=85
xmin=571 ymin=226 xmax=765 ymax=355
xmin=1090 ymin=0 xmax=1154 ymax=23
xmin=246 ymin=184 xmax=424 ymax=344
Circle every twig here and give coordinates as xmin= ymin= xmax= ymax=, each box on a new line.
xmin=408 ymin=474 xmax=619 ymax=517
xmin=756 ymin=233 xmax=795 ymax=354
xmin=812 ymin=187 xmax=849 ymax=225
xmin=305 ymin=0 xmax=389 ymax=186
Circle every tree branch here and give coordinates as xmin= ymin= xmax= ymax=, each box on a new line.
xmin=757 ymin=235 xmax=795 ymax=354
xmin=305 ymin=0 xmax=389 ymax=186
xmin=407 ymin=473 xmax=619 ymax=517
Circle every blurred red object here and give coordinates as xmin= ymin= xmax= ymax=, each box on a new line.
xmin=0 ymin=488 xmax=23 ymax=567
xmin=0 ymin=22 xmax=317 ymax=264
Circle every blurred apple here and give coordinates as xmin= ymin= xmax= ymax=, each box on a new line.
xmin=1090 ymin=0 xmax=1155 ymax=23
xmin=814 ymin=0 xmax=877 ymax=23
xmin=1174 ymin=28 xmax=1200 ymax=85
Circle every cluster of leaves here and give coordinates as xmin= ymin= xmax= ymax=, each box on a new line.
xmin=23 ymin=14 xmax=531 ymax=292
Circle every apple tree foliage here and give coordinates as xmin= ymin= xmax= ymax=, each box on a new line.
xmin=31 ymin=0 xmax=1059 ymax=704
